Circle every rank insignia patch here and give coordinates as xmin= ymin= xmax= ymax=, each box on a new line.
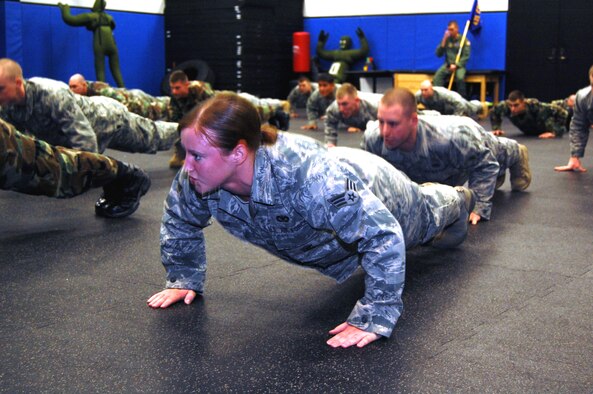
xmin=328 ymin=179 xmax=360 ymax=208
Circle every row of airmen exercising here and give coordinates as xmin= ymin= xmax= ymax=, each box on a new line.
xmin=2 ymin=57 xmax=592 ymax=348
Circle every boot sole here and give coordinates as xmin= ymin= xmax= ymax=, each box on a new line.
xmin=95 ymin=176 xmax=151 ymax=219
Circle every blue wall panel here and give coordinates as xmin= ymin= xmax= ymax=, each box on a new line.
xmin=2 ymin=2 xmax=165 ymax=95
xmin=0 ymin=1 xmax=5 ymax=57
xmin=4 ymin=1 xmax=24 ymax=64
xmin=305 ymin=12 xmax=507 ymax=73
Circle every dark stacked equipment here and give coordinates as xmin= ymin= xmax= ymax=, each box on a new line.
xmin=165 ymin=0 xmax=304 ymax=99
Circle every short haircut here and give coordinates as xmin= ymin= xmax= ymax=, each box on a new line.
xmin=317 ymin=73 xmax=334 ymax=84
xmin=381 ymin=88 xmax=417 ymax=116
xmin=0 ymin=58 xmax=23 ymax=80
xmin=507 ymin=90 xmax=525 ymax=102
xmin=336 ymin=83 xmax=358 ymax=99
xmin=298 ymin=75 xmax=311 ymax=83
xmin=448 ymin=20 xmax=459 ymax=29
xmin=169 ymin=70 xmax=189 ymax=84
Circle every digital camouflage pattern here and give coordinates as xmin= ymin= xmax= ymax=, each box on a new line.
xmin=0 ymin=118 xmax=118 ymax=198
xmin=306 ymin=89 xmax=336 ymax=128
xmin=364 ymin=115 xmax=522 ymax=220
xmin=169 ymin=81 xmax=215 ymax=122
xmin=415 ymin=86 xmax=483 ymax=116
xmin=569 ymin=85 xmax=593 ymax=158
xmin=324 ymin=98 xmax=378 ymax=145
xmin=0 ymin=78 xmax=178 ymax=153
xmin=159 ymin=132 xmax=465 ymax=337
xmin=490 ymin=98 xmax=568 ymax=137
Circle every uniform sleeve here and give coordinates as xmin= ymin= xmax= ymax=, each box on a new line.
xmin=446 ymin=92 xmax=466 ymax=116
xmin=99 ymin=87 xmax=125 ymax=103
xmin=305 ymin=94 xmax=320 ymax=125
xmin=450 ymin=128 xmax=499 ymax=220
xmin=160 ymin=170 xmax=213 ymax=292
xmin=196 ymin=82 xmax=215 ymax=101
xmin=569 ymin=94 xmax=591 ymax=158
xmin=544 ymin=104 xmax=568 ymax=137
xmin=50 ymin=93 xmax=99 ymax=152
xmin=362 ymin=122 xmax=381 ymax=153
xmin=414 ymin=91 xmax=422 ymax=104
xmin=297 ymin=162 xmax=406 ymax=337
xmin=169 ymin=99 xmax=183 ymax=123
xmin=489 ymin=102 xmax=507 ymax=130
xmin=324 ymin=106 xmax=341 ymax=145
xmin=435 ymin=43 xmax=445 ymax=58
xmin=287 ymin=86 xmax=298 ymax=107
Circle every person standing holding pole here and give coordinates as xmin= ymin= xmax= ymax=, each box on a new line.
xmin=433 ymin=20 xmax=471 ymax=99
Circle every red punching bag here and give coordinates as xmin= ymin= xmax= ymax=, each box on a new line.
xmin=292 ymin=32 xmax=310 ymax=73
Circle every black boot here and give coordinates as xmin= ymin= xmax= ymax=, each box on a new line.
xmin=95 ymin=162 xmax=151 ymax=218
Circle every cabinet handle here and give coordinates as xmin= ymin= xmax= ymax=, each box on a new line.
xmin=547 ymin=47 xmax=557 ymax=61
xmin=559 ymin=47 xmax=567 ymax=61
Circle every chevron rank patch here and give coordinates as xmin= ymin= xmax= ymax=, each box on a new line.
xmin=328 ymin=178 xmax=360 ymax=208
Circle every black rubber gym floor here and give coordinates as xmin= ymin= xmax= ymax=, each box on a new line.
xmin=1 ymin=113 xmax=592 ymax=392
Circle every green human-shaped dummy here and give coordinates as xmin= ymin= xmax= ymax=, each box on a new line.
xmin=58 ymin=0 xmax=125 ymax=87
xmin=316 ymin=27 xmax=369 ymax=83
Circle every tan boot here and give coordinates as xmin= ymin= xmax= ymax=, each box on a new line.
xmin=478 ymin=101 xmax=491 ymax=120
xmin=169 ymin=141 xmax=185 ymax=169
xmin=280 ymin=100 xmax=291 ymax=114
xmin=510 ymin=144 xmax=532 ymax=191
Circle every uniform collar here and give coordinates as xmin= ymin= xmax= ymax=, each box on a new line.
xmin=249 ymin=147 xmax=276 ymax=205
xmin=22 ymin=79 xmax=38 ymax=110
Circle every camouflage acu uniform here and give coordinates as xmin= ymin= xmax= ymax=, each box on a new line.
xmin=433 ymin=36 xmax=471 ymax=98
xmin=324 ymin=99 xmax=377 ymax=145
xmin=160 ymin=132 xmax=466 ymax=338
xmin=287 ymin=84 xmax=316 ymax=109
xmin=0 ymin=78 xmax=178 ymax=154
xmin=96 ymin=86 xmax=172 ymax=121
xmin=169 ymin=81 xmax=215 ymax=122
xmin=0 ymin=118 xmax=118 ymax=198
xmin=568 ymin=85 xmax=593 ymax=158
xmin=306 ymin=89 xmax=336 ymax=128
xmin=490 ymin=98 xmax=568 ymax=137
xmin=416 ymin=86 xmax=483 ymax=116
xmin=364 ymin=115 xmax=522 ymax=220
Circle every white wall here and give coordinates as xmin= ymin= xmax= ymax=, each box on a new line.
xmin=304 ymin=0 xmax=508 ymax=17
xmin=21 ymin=0 xmax=165 ymax=14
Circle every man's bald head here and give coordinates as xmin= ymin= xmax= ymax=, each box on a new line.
xmin=69 ymin=73 xmax=88 ymax=95
xmin=0 ymin=58 xmax=23 ymax=80
xmin=0 ymin=58 xmax=26 ymax=106
xmin=419 ymin=79 xmax=435 ymax=100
